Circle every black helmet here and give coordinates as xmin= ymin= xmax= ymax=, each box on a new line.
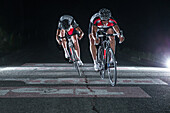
xmin=99 ymin=8 xmax=111 ymax=20
xmin=61 ymin=19 xmax=70 ymax=30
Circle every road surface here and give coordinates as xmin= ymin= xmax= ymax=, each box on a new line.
xmin=0 ymin=63 xmax=170 ymax=113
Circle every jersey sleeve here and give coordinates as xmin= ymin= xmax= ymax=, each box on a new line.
xmin=90 ymin=13 xmax=100 ymax=26
xmin=57 ymin=21 xmax=62 ymax=30
xmin=93 ymin=18 xmax=101 ymax=26
xmin=109 ymin=17 xmax=118 ymax=26
xmin=71 ymin=19 xmax=79 ymax=28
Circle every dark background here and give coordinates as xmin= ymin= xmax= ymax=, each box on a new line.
xmin=0 ymin=0 xmax=170 ymax=64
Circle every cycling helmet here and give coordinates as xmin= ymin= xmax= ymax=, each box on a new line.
xmin=61 ymin=19 xmax=70 ymax=30
xmin=99 ymin=8 xmax=111 ymax=20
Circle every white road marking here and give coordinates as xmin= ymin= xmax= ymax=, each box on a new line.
xmin=0 ymin=87 xmax=151 ymax=98
xmin=75 ymin=89 xmax=124 ymax=95
xmin=12 ymin=88 xmax=74 ymax=95
xmin=1 ymin=63 xmax=170 ymax=72
xmin=0 ymin=90 xmax=10 ymax=96
xmin=0 ymin=78 xmax=167 ymax=85
xmin=11 ymin=88 xmax=123 ymax=95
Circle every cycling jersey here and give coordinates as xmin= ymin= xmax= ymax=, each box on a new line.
xmin=58 ymin=15 xmax=79 ymax=36
xmin=88 ymin=13 xmax=117 ymax=34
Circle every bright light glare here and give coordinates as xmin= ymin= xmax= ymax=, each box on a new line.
xmin=166 ymin=59 xmax=170 ymax=68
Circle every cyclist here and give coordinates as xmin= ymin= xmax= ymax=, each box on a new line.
xmin=88 ymin=8 xmax=125 ymax=71
xmin=56 ymin=15 xmax=84 ymax=65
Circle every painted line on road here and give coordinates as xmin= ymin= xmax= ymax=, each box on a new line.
xmin=0 ymin=86 xmax=151 ymax=98
xmin=0 ymin=78 xmax=167 ymax=85
xmin=0 ymin=66 xmax=165 ymax=71
xmin=0 ymin=66 xmax=135 ymax=71
xmin=1 ymin=63 xmax=170 ymax=72
xmin=22 ymin=63 xmax=93 ymax=67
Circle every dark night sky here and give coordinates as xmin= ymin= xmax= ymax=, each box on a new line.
xmin=0 ymin=0 xmax=170 ymax=57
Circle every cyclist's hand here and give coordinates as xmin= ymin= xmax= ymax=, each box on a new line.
xmin=78 ymin=32 xmax=84 ymax=40
xmin=119 ymin=36 xmax=125 ymax=44
xmin=78 ymin=35 xmax=83 ymax=40
xmin=119 ymin=30 xmax=125 ymax=44
xmin=95 ymin=38 xmax=100 ymax=45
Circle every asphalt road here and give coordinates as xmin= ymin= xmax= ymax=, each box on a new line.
xmin=0 ymin=63 xmax=170 ymax=113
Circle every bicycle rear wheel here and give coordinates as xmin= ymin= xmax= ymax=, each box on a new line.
xmin=98 ymin=46 xmax=105 ymax=79
xmin=106 ymin=48 xmax=117 ymax=86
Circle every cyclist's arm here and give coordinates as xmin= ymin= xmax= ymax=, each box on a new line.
xmin=92 ymin=24 xmax=100 ymax=44
xmin=56 ymin=29 xmax=62 ymax=45
xmin=91 ymin=25 xmax=98 ymax=40
xmin=75 ymin=27 xmax=84 ymax=40
xmin=113 ymin=25 xmax=125 ymax=43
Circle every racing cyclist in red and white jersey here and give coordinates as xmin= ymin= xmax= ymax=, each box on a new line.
xmin=56 ymin=15 xmax=84 ymax=65
xmin=88 ymin=8 xmax=125 ymax=71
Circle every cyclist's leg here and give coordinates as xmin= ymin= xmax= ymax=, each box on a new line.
xmin=89 ymin=33 xmax=100 ymax=70
xmin=71 ymin=35 xmax=80 ymax=59
xmin=71 ymin=34 xmax=84 ymax=65
xmin=88 ymin=23 xmax=100 ymax=70
xmin=88 ymin=23 xmax=98 ymax=62
xmin=60 ymin=29 xmax=70 ymax=58
xmin=89 ymin=33 xmax=97 ymax=61
xmin=107 ymin=28 xmax=116 ymax=54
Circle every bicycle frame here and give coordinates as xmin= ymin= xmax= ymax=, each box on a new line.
xmin=98 ymin=33 xmax=118 ymax=66
xmin=101 ymin=37 xmax=110 ymax=58
xmin=97 ymin=29 xmax=118 ymax=86
xmin=67 ymin=36 xmax=76 ymax=62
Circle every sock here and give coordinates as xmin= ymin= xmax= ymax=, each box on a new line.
xmin=94 ymin=60 xmax=97 ymax=64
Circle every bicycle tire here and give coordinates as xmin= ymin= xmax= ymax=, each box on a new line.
xmin=98 ymin=46 xmax=105 ymax=79
xmin=72 ymin=48 xmax=81 ymax=76
xmin=74 ymin=61 xmax=81 ymax=76
xmin=106 ymin=48 xmax=117 ymax=86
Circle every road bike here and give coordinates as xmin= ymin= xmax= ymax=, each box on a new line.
xmin=59 ymin=34 xmax=82 ymax=76
xmin=67 ymin=34 xmax=82 ymax=76
xmin=96 ymin=28 xmax=118 ymax=86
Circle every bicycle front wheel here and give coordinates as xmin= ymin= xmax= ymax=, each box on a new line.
xmin=72 ymin=48 xmax=81 ymax=76
xmin=106 ymin=48 xmax=117 ymax=86
xmin=74 ymin=61 xmax=81 ymax=76
xmin=98 ymin=46 xmax=105 ymax=79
